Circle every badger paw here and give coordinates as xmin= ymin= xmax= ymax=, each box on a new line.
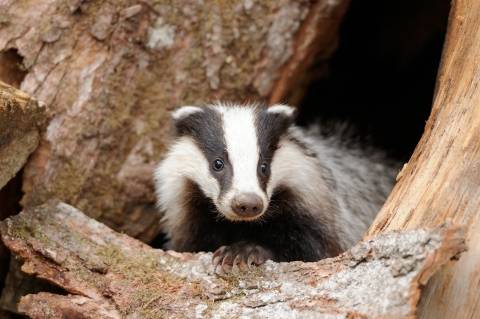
xmin=212 ymin=242 xmax=273 ymax=275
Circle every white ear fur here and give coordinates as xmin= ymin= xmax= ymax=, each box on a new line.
xmin=267 ymin=104 xmax=296 ymax=117
xmin=171 ymin=106 xmax=203 ymax=121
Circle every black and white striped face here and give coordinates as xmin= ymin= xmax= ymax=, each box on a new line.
xmin=166 ymin=103 xmax=295 ymax=221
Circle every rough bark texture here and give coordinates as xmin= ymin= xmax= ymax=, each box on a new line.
xmin=0 ymin=0 xmax=349 ymax=242
xmin=367 ymin=0 xmax=480 ymax=318
xmin=0 ymin=258 xmax=63 ymax=314
xmin=0 ymin=81 xmax=46 ymax=319
xmin=0 ymin=53 xmax=31 ymax=306
xmin=0 ymin=81 xmax=45 ymax=192
xmin=0 ymin=201 xmax=466 ymax=318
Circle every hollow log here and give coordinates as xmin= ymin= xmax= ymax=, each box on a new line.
xmin=0 ymin=201 xmax=466 ymax=318
xmin=367 ymin=0 xmax=480 ymax=318
xmin=0 ymin=0 xmax=349 ymax=242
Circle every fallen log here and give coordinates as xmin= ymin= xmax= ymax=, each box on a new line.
xmin=366 ymin=0 xmax=480 ymax=318
xmin=0 ymin=201 xmax=466 ymax=318
xmin=0 ymin=0 xmax=349 ymax=242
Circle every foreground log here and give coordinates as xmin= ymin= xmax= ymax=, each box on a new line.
xmin=0 ymin=201 xmax=465 ymax=318
xmin=0 ymin=0 xmax=349 ymax=242
xmin=0 ymin=258 xmax=64 ymax=315
xmin=367 ymin=1 xmax=480 ymax=318
xmin=0 ymin=81 xmax=45 ymax=192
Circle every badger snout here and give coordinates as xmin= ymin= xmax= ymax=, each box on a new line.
xmin=231 ymin=193 xmax=264 ymax=218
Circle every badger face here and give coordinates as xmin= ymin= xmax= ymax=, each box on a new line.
xmin=165 ymin=103 xmax=295 ymax=221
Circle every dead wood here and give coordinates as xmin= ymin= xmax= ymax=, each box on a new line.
xmin=0 ymin=201 xmax=466 ymax=319
xmin=0 ymin=82 xmax=46 ymax=301
xmin=0 ymin=81 xmax=45 ymax=192
xmin=0 ymin=80 xmax=46 ymax=318
xmin=0 ymin=258 xmax=63 ymax=315
xmin=366 ymin=0 xmax=480 ymax=318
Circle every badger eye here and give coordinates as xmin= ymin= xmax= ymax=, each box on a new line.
xmin=260 ymin=162 xmax=269 ymax=175
xmin=212 ymin=158 xmax=224 ymax=171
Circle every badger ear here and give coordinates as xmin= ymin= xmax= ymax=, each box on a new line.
xmin=257 ymin=104 xmax=296 ymax=142
xmin=171 ymin=106 xmax=204 ymax=135
xmin=266 ymin=104 xmax=296 ymax=130
xmin=267 ymin=104 xmax=296 ymax=119
xmin=171 ymin=106 xmax=203 ymax=121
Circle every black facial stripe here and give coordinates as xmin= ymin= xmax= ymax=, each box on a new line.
xmin=176 ymin=181 xmax=343 ymax=261
xmin=255 ymin=107 xmax=295 ymax=190
xmin=174 ymin=106 xmax=232 ymax=195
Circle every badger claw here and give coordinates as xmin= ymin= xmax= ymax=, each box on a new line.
xmin=212 ymin=242 xmax=273 ymax=275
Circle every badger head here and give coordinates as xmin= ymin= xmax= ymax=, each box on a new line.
xmin=156 ymin=103 xmax=296 ymax=222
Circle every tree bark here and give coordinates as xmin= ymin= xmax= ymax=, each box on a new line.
xmin=0 ymin=0 xmax=349 ymax=242
xmin=0 ymin=81 xmax=45 ymax=195
xmin=0 ymin=201 xmax=466 ymax=319
xmin=367 ymin=1 xmax=480 ymax=318
xmin=0 ymin=258 xmax=64 ymax=315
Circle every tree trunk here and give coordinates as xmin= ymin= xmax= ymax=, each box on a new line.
xmin=367 ymin=0 xmax=480 ymax=318
xmin=0 ymin=0 xmax=349 ymax=242
xmin=0 ymin=201 xmax=466 ymax=319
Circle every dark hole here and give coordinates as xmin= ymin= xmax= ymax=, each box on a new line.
xmin=297 ymin=0 xmax=451 ymax=161
xmin=0 ymin=169 xmax=23 ymax=219
xmin=0 ymin=170 xmax=24 ymax=300
xmin=0 ymin=49 xmax=27 ymax=88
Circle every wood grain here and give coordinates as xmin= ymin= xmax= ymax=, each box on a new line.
xmin=367 ymin=0 xmax=480 ymax=318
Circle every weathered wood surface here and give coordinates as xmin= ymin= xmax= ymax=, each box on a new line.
xmin=0 ymin=258 xmax=63 ymax=315
xmin=0 ymin=201 xmax=466 ymax=318
xmin=0 ymin=81 xmax=45 ymax=192
xmin=0 ymin=82 xmax=46 ymax=319
xmin=367 ymin=0 xmax=480 ymax=318
xmin=0 ymin=0 xmax=349 ymax=242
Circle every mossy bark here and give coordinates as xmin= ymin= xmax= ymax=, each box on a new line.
xmin=0 ymin=0 xmax=349 ymax=242
xmin=0 ymin=201 xmax=466 ymax=318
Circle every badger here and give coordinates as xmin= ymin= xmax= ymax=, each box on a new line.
xmin=154 ymin=103 xmax=398 ymax=273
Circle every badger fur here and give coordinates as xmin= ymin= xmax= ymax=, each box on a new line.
xmin=154 ymin=103 xmax=398 ymax=272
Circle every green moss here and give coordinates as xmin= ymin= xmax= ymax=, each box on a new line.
xmin=7 ymin=215 xmax=50 ymax=246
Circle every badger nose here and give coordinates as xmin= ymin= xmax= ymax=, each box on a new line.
xmin=231 ymin=193 xmax=264 ymax=218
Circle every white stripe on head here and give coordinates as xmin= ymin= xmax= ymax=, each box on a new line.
xmin=267 ymin=104 xmax=296 ymax=117
xmin=171 ymin=106 xmax=203 ymax=121
xmin=216 ymin=105 xmax=268 ymax=218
